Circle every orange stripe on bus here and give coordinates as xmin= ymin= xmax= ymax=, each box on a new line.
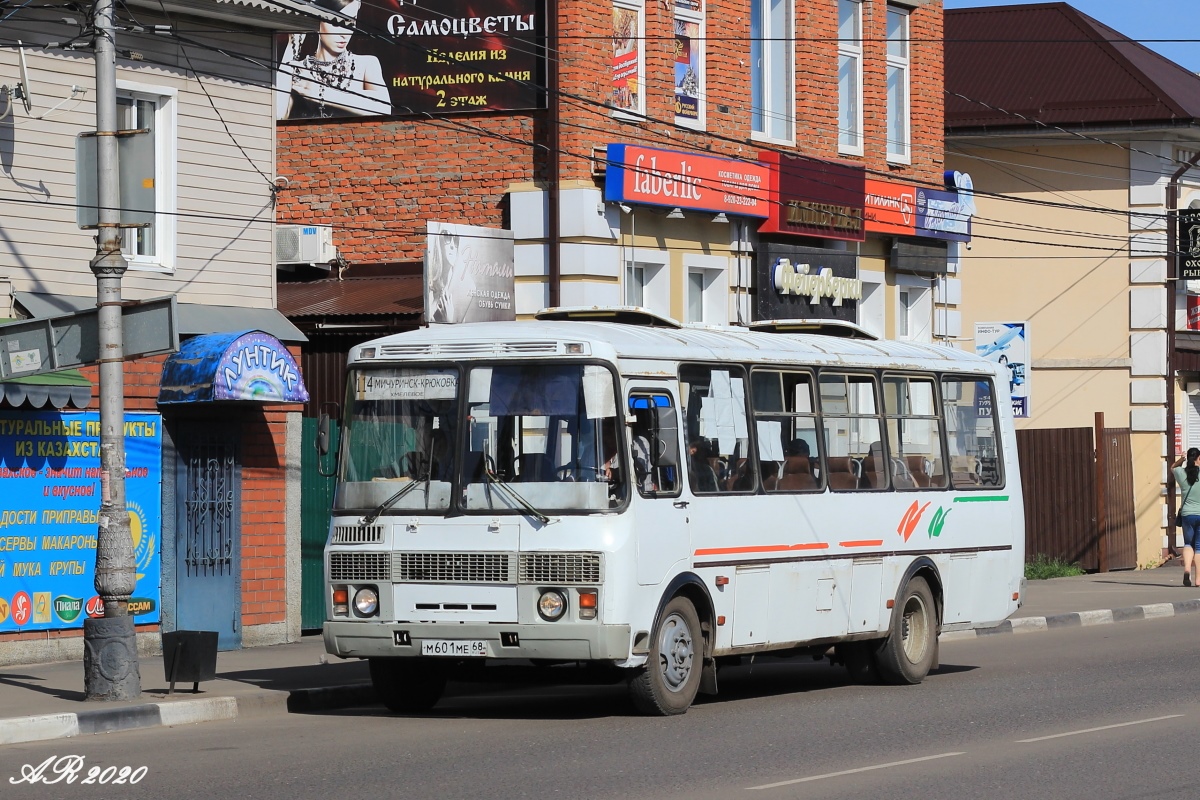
xmin=840 ymin=540 xmax=884 ymax=547
xmin=694 ymin=542 xmax=829 ymax=556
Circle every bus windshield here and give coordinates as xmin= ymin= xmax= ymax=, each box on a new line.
xmin=462 ymin=363 xmax=625 ymax=512
xmin=335 ymin=367 xmax=459 ymax=513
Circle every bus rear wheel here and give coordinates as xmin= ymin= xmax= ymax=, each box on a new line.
xmin=369 ymin=658 xmax=447 ymax=713
xmin=874 ymin=576 xmax=937 ymax=685
xmin=628 ymin=596 xmax=703 ymax=716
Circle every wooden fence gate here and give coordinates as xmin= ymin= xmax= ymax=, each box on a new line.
xmin=1016 ymin=421 xmax=1136 ymax=572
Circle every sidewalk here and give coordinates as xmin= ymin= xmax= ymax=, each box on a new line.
xmin=3 ymin=563 xmax=1199 ymax=745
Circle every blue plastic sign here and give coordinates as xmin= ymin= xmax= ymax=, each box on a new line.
xmin=0 ymin=411 xmax=162 ymax=631
xmin=158 ymin=330 xmax=309 ymax=404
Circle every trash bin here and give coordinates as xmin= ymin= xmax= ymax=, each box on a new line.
xmin=161 ymin=630 xmax=218 ymax=694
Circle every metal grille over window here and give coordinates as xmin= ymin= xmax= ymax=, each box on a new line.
xmin=329 ymin=552 xmax=391 ymax=582
xmin=392 ymin=552 xmax=515 ymax=584
xmin=331 ymin=525 xmax=384 ymax=544
xmin=519 ymin=553 xmax=603 ymax=585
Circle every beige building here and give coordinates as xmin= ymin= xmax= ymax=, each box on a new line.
xmin=945 ymin=3 xmax=1200 ymax=565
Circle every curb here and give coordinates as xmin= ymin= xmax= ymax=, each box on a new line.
xmin=0 ymin=684 xmax=375 ymax=747
xmin=940 ymin=598 xmax=1200 ymax=641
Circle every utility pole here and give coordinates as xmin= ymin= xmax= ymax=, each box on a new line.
xmin=83 ymin=0 xmax=140 ymax=701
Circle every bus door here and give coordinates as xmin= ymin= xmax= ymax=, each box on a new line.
xmin=626 ymin=386 xmax=690 ymax=585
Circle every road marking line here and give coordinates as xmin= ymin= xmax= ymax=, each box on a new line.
xmin=1016 ymin=714 xmax=1183 ymax=743
xmin=745 ymin=752 xmax=965 ymax=790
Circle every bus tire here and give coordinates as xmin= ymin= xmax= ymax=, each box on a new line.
xmin=874 ymin=576 xmax=937 ymax=685
xmin=369 ymin=658 xmax=446 ymax=713
xmin=628 ymin=596 xmax=703 ymax=716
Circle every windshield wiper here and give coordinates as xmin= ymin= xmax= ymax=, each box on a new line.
xmin=361 ymin=476 xmax=426 ymax=526
xmin=483 ymin=456 xmax=554 ymax=526
xmin=361 ymin=434 xmax=440 ymax=526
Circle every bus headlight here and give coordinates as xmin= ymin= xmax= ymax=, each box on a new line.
xmin=353 ymin=587 xmax=379 ymax=617
xmin=537 ymin=589 xmax=567 ymax=621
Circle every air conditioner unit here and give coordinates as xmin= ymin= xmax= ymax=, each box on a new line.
xmin=276 ymin=224 xmax=336 ymax=266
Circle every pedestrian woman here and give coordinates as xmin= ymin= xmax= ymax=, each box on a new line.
xmin=1173 ymin=447 xmax=1200 ymax=587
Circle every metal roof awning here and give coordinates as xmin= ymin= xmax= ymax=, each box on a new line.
xmin=13 ymin=293 xmax=308 ymax=343
xmin=159 ymin=330 xmax=310 ymax=404
xmin=0 ymin=369 xmax=92 ymax=409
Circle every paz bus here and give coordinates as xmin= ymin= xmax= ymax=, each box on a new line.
xmin=319 ymin=308 xmax=1024 ymax=715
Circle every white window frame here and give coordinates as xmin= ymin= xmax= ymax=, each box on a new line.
xmin=750 ymin=0 xmax=794 ymax=144
xmin=626 ymin=249 xmax=670 ymax=316
xmin=896 ymin=275 xmax=931 ymax=343
xmin=885 ymin=5 xmax=911 ymax=164
xmin=837 ymin=0 xmax=863 ymax=156
xmin=858 ymin=269 xmax=885 ymax=339
xmin=673 ymin=0 xmax=706 ymax=130
xmin=683 ymin=253 xmax=729 ymax=325
xmin=116 ymin=79 xmax=177 ymax=272
xmin=612 ymin=0 xmax=646 ymax=120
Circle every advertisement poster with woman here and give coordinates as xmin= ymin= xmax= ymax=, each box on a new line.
xmin=425 ymin=222 xmax=515 ymax=324
xmin=275 ymin=0 xmax=543 ymax=120
xmin=975 ymin=321 xmax=1029 ymax=418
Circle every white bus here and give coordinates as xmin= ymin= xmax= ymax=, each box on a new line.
xmin=320 ymin=309 xmax=1024 ymax=715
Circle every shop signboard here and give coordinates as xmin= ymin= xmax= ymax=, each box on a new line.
xmin=1181 ymin=209 xmax=1200 ymax=280
xmin=758 ymin=151 xmax=865 ymax=241
xmin=864 ymin=179 xmax=916 ymax=236
xmin=425 ymin=222 xmax=516 ymax=324
xmin=975 ymin=322 xmax=1028 ymax=418
xmin=916 ymin=171 xmax=975 ymax=242
xmin=754 ymin=242 xmax=861 ymax=322
xmin=604 ymin=144 xmax=770 ymax=217
xmin=275 ymin=0 xmax=543 ymax=120
xmin=0 ymin=411 xmax=162 ymax=632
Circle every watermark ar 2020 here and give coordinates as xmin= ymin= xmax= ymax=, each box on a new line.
xmin=10 ymin=756 xmax=147 ymax=786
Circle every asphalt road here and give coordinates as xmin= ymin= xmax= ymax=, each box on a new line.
xmin=5 ymin=615 xmax=1200 ymax=800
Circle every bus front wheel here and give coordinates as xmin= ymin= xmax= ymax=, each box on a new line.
xmin=369 ymin=657 xmax=447 ymax=713
xmin=628 ymin=596 xmax=703 ymax=716
xmin=874 ymin=576 xmax=937 ymax=685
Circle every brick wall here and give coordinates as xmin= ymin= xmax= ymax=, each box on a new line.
xmin=277 ymin=1 xmax=945 ymax=255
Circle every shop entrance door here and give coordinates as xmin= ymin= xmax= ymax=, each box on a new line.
xmin=175 ymin=428 xmax=241 ymax=650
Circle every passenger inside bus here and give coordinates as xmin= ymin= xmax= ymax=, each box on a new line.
xmin=688 ymin=439 xmax=719 ymax=493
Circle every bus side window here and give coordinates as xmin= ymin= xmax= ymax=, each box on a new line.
xmin=628 ymin=393 xmax=682 ymax=497
xmin=751 ymin=368 xmax=822 ymax=493
xmin=818 ymin=371 xmax=885 ymax=491
xmin=941 ymin=375 xmax=1004 ymax=489
xmin=679 ymin=364 xmax=757 ymax=494
xmin=883 ymin=374 xmax=948 ymax=490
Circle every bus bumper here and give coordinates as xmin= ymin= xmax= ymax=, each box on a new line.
xmin=323 ymin=621 xmax=633 ymax=661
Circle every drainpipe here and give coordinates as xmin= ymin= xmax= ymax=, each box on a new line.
xmin=1165 ymin=150 xmax=1200 ymax=557
xmin=545 ymin=0 xmax=560 ymax=307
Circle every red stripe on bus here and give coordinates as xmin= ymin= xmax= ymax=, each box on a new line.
xmin=694 ymin=542 xmax=829 ymax=556
xmin=840 ymin=540 xmax=884 ymax=547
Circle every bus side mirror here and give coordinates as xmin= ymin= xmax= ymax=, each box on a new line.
xmin=317 ymin=413 xmax=331 ymax=456
xmin=316 ymin=402 xmax=340 ymax=478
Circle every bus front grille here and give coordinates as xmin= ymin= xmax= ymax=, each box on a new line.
xmin=393 ymin=552 xmax=516 ymax=584
xmin=329 ymin=551 xmax=391 ymax=581
xmin=331 ymin=525 xmax=384 ymax=544
xmin=519 ymin=553 xmax=603 ymax=585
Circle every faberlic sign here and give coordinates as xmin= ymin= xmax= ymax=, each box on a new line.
xmin=604 ymin=144 xmax=770 ymax=217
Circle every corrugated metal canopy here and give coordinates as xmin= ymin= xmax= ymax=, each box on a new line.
xmin=277 ymin=276 xmax=424 ymax=318
xmin=13 ymin=293 xmax=307 ymax=343
xmin=946 ymin=2 xmax=1200 ymax=132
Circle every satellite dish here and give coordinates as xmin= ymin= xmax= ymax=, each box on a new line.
xmin=16 ymin=41 xmax=33 ymax=114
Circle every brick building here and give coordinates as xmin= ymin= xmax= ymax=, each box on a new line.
xmin=276 ymin=0 xmax=962 ymax=342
